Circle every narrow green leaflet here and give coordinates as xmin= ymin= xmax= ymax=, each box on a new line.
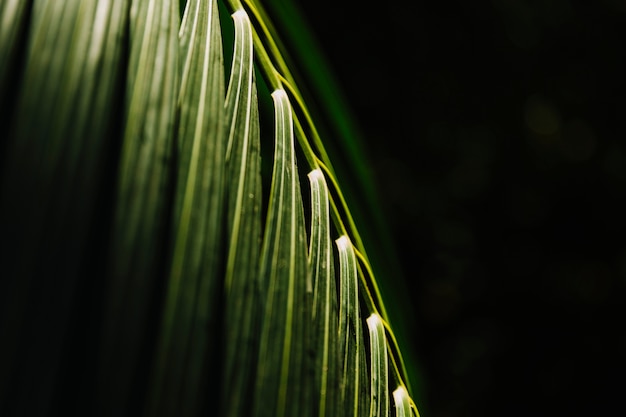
xmin=254 ymin=89 xmax=309 ymax=417
xmin=367 ymin=313 xmax=390 ymax=417
xmin=221 ymin=8 xmax=263 ymax=417
xmin=392 ymin=387 xmax=415 ymax=417
xmin=308 ymin=169 xmax=339 ymax=417
xmin=337 ymin=235 xmax=370 ymax=416
xmin=98 ymin=0 xmax=179 ymax=414
xmin=0 ymin=1 xmax=128 ymax=414
xmin=145 ymin=0 xmax=226 ymax=415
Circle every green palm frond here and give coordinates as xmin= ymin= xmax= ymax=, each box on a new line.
xmin=0 ymin=1 xmax=420 ymax=416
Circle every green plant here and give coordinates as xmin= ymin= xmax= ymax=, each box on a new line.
xmin=0 ymin=0 xmax=420 ymax=416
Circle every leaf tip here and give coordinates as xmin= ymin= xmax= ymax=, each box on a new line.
xmin=232 ymin=9 xmax=248 ymax=20
xmin=392 ymin=385 xmax=408 ymax=401
xmin=393 ymin=385 xmax=415 ymax=417
xmin=366 ymin=312 xmax=383 ymax=329
xmin=271 ymin=88 xmax=288 ymax=101
xmin=307 ymin=168 xmax=324 ymax=182
xmin=335 ymin=235 xmax=351 ymax=252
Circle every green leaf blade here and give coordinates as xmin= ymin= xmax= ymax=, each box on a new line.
xmin=308 ymin=168 xmax=339 ymax=417
xmin=337 ymin=235 xmax=369 ymax=417
xmin=221 ymin=8 xmax=263 ymax=417
xmin=367 ymin=313 xmax=390 ymax=417
xmin=254 ymin=88 xmax=309 ymax=417
xmin=146 ymin=0 xmax=226 ymax=415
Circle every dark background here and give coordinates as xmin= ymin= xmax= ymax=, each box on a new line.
xmin=297 ymin=1 xmax=626 ymax=416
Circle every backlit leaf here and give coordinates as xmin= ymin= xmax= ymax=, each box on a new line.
xmin=221 ymin=8 xmax=263 ymax=417
xmin=254 ymin=89 xmax=309 ymax=417
xmin=308 ymin=168 xmax=339 ymax=417
xmin=337 ymin=235 xmax=370 ymax=416
xmin=392 ymin=386 xmax=415 ymax=417
xmin=367 ymin=313 xmax=390 ymax=417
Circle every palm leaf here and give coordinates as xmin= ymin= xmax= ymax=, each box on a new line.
xmin=367 ymin=313 xmax=390 ymax=417
xmin=336 ymin=234 xmax=370 ymax=416
xmin=221 ymin=8 xmax=263 ymax=417
xmin=253 ymin=88 xmax=310 ymax=417
xmin=0 ymin=1 xmax=421 ymax=416
xmin=146 ymin=0 xmax=225 ymax=415
xmin=308 ymin=168 xmax=339 ymax=417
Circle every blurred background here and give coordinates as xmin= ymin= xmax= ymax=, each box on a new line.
xmin=296 ymin=0 xmax=626 ymax=416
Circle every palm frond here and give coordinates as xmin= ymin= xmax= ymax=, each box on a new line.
xmin=0 ymin=1 xmax=420 ymax=416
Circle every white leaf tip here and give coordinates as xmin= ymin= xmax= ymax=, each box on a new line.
xmin=335 ymin=235 xmax=351 ymax=251
xmin=367 ymin=312 xmax=383 ymax=327
xmin=232 ymin=9 xmax=248 ymax=19
xmin=271 ymin=88 xmax=288 ymax=100
xmin=393 ymin=385 xmax=415 ymax=417
xmin=393 ymin=385 xmax=408 ymax=399
xmin=307 ymin=168 xmax=324 ymax=181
